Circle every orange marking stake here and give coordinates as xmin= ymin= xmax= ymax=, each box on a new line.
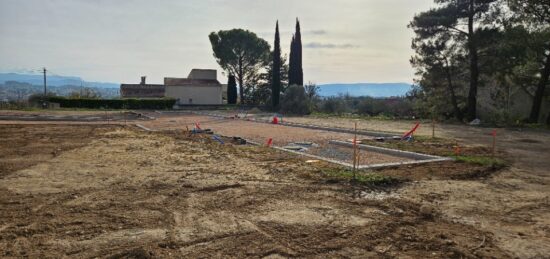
xmin=402 ymin=122 xmax=420 ymax=140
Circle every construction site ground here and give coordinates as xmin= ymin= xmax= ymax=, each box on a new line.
xmin=0 ymin=109 xmax=549 ymax=258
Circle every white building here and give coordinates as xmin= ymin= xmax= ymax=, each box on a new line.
xmin=164 ymin=69 xmax=223 ymax=105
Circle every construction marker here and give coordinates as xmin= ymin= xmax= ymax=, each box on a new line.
xmin=195 ymin=122 xmax=201 ymax=130
xmin=266 ymin=138 xmax=273 ymax=147
xmin=402 ymin=122 xmax=420 ymax=140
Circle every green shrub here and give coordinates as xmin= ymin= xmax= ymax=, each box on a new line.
xmin=279 ymin=85 xmax=311 ymax=115
xmin=47 ymin=97 xmax=176 ymax=110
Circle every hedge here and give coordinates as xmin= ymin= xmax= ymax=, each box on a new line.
xmin=47 ymin=97 xmax=176 ymax=110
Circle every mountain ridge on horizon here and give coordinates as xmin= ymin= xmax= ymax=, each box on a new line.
xmin=317 ymin=82 xmax=412 ymax=97
xmin=0 ymin=73 xmax=119 ymax=89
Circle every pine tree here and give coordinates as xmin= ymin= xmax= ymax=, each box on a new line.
xmin=272 ymin=21 xmax=282 ymax=109
xmin=227 ymin=74 xmax=237 ymax=104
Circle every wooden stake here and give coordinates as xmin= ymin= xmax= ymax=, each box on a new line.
xmin=353 ymin=121 xmax=357 ymax=181
xmin=432 ymin=117 xmax=435 ymax=139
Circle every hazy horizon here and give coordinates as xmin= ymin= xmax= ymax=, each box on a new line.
xmin=0 ymin=0 xmax=434 ymax=85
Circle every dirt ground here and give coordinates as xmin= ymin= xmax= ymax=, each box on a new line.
xmin=281 ymin=115 xmax=550 ymax=258
xmin=0 ymin=110 xmax=549 ymax=258
xmin=0 ymin=123 xmax=510 ymax=258
xmin=138 ymin=113 xmax=416 ymax=166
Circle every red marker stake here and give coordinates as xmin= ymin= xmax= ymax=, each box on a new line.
xmin=266 ymin=138 xmax=273 ymax=147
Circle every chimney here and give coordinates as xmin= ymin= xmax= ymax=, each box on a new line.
xmin=140 ymin=76 xmax=146 ymax=85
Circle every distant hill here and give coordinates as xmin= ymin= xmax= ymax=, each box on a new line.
xmin=0 ymin=73 xmax=119 ymax=89
xmin=0 ymin=81 xmax=120 ymax=101
xmin=317 ymin=83 xmax=412 ymax=97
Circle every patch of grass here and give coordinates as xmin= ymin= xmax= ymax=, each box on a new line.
xmin=453 ymin=155 xmax=507 ymax=168
xmin=308 ymin=112 xmax=411 ymax=121
xmin=323 ymin=169 xmax=398 ymax=186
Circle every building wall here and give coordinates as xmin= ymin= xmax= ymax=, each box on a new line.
xmin=188 ymin=69 xmax=217 ymax=80
xmin=165 ymin=85 xmax=222 ymax=105
xmin=120 ymin=84 xmax=165 ymax=98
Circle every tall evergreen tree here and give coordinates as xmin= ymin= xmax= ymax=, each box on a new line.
xmin=227 ymin=74 xmax=237 ymax=104
xmin=289 ymin=35 xmax=296 ymax=85
xmin=295 ymin=18 xmax=304 ymax=86
xmin=272 ymin=21 xmax=282 ymax=108
xmin=288 ymin=18 xmax=304 ymax=86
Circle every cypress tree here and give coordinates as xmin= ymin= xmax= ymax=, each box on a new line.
xmin=227 ymin=74 xmax=237 ymax=104
xmin=272 ymin=21 xmax=282 ymax=109
xmin=295 ymin=18 xmax=303 ymax=86
xmin=289 ymin=35 xmax=296 ymax=85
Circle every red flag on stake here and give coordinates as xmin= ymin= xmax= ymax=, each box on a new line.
xmin=266 ymin=138 xmax=273 ymax=147
xmin=402 ymin=122 xmax=420 ymax=140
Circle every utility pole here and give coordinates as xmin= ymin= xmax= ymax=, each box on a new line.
xmin=43 ymin=67 xmax=47 ymax=96
xmin=42 ymin=67 xmax=47 ymax=108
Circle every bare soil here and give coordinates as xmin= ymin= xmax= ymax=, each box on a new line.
xmin=138 ymin=114 xmax=415 ymax=166
xmin=0 ymin=123 xmax=511 ymax=258
xmin=281 ymin=115 xmax=550 ymax=258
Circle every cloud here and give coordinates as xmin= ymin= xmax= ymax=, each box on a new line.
xmin=307 ymin=30 xmax=327 ymax=35
xmin=304 ymin=42 xmax=358 ymax=49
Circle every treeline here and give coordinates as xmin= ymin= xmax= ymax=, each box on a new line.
xmin=312 ymin=95 xmax=414 ymax=118
xmin=409 ymin=0 xmax=550 ymax=124
xmin=46 ymin=96 xmax=175 ymax=109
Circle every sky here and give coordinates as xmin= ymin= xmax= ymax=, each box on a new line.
xmin=0 ymin=0 xmax=434 ymax=85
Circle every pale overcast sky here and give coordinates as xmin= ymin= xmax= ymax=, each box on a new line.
xmin=0 ymin=0 xmax=434 ymax=84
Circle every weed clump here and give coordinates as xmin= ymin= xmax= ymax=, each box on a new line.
xmin=323 ymin=169 xmax=398 ymax=186
xmin=452 ymin=155 xmax=507 ymax=169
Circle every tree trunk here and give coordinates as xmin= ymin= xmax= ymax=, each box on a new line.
xmin=444 ymin=59 xmax=463 ymax=120
xmin=466 ymin=0 xmax=479 ymax=121
xmin=529 ymin=52 xmax=550 ymax=123
xmin=238 ymin=57 xmax=244 ymax=105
